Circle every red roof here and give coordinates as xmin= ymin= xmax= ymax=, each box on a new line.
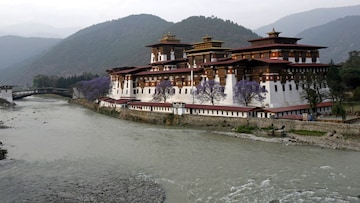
xmin=265 ymin=102 xmax=333 ymax=113
xmin=254 ymin=58 xmax=290 ymax=64
xmin=128 ymin=101 xmax=173 ymax=107
xmin=288 ymin=63 xmax=329 ymax=67
xmin=230 ymin=43 xmax=327 ymax=53
xmin=185 ymin=104 xmax=260 ymax=112
xmin=248 ymin=36 xmax=302 ymax=43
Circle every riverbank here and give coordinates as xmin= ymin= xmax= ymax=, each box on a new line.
xmin=0 ymin=121 xmax=8 ymax=160
xmin=69 ymin=99 xmax=360 ymax=152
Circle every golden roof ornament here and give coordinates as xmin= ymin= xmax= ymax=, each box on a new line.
xmin=160 ymin=32 xmax=180 ymax=43
xmin=267 ymin=28 xmax=281 ymax=38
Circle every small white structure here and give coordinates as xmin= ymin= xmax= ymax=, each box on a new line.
xmin=0 ymin=85 xmax=13 ymax=103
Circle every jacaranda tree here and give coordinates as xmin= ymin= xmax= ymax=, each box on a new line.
xmin=193 ymin=80 xmax=226 ymax=105
xmin=233 ymin=79 xmax=267 ymax=106
xmin=153 ymin=80 xmax=174 ymax=103
xmin=78 ymin=76 xmax=110 ymax=101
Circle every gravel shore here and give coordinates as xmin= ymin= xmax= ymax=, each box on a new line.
xmin=215 ymin=130 xmax=360 ymax=152
xmin=287 ymin=133 xmax=360 ymax=151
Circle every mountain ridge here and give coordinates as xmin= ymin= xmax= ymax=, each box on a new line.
xmin=0 ymin=14 xmax=259 ymax=86
xmin=0 ymin=23 xmax=80 ymax=38
xmin=255 ymin=4 xmax=360 ymax=36
xmin=296 ymin=15 xmax=360 ymax=63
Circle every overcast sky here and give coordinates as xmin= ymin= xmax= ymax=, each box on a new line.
xmin=0 ymin=0 xmax=359 ymax=30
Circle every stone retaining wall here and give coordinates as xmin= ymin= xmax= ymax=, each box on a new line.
xmin=119 ymin=108 xmax=360 ymax=136
xmin=70 ymin=100 xmax=360 ymax=136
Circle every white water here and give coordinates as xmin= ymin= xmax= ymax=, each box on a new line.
xmin=1 ymin=96 xmax=359 ymax=202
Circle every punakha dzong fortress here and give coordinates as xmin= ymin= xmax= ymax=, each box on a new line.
xmin=100 ymin=29 xmax=332 ymax=119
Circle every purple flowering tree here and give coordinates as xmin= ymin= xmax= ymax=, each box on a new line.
xmin=233 ymin=80 xmax=267 ymax=106
xmin=193 ymin=80 xmax=226 ymax=105
xmin=78 ymin=76 xmax=110 ymax=101
xmin=153 ymin=80 xmax=174 ymax=103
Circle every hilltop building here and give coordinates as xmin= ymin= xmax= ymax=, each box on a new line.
xmin=105 ymin=30 xmax=331 ymax=118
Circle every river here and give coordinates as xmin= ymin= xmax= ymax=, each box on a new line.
xmin=0 ymin=96 xmax=359 ymax=203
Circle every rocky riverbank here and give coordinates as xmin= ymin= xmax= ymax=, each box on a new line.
xmin=16 ymin=175 xmax=166 ymax=202
xmin=216 ymin=130 xmax=360 ymax=152
xmin=0 ymin=98 xmax=15 ymax=107
xmin=286 ymin=133 xmax=360 ymax=151
xmin=0 ymin=142 xmax=7 ymax=160
xmin=0 ymin=121 xmax=8 ymax=160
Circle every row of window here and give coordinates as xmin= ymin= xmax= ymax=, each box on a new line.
xmin=274 ymin=83 xmax=326 ymax=92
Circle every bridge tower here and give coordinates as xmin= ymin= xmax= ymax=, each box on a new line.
xmin=0 ymin=85 xmax=13 ymax=103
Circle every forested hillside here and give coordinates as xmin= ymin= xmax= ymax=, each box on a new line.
xmin=255 ymin=4 xmax=360 ymax=36
xmin=297 ymin=16 xmax=360 ymax=63
xmin=1 ymin=14 xmax=259 ymax=86
xmin=166 ymin=16 xmax=258 ymax=48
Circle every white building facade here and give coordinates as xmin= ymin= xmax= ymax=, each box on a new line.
xmin=107 ymin=30 xmax=329 ymax=110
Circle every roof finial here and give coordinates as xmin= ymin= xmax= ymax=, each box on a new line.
xmin=267 ymin=28 xmax=281 ymax=38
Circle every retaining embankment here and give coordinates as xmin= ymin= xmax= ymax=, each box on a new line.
xmin=118 ymin=108 xmax=360 ymax=136
xmin=69 ymin=99 xmax=360 ymax=136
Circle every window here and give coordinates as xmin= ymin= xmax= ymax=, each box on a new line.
xmin=302 ymin=52 xmax=306 ymax=62
xmin=274 ymin=85 xmax=278 ymax=92
xmin=289 ymin=84 xmax=292 ymax=91
xmin=148 ymin=89 xmax=151 ymax=94
xmin=282 ymin=84 xmax=285 ymax=91
xmin=283 ymin=52 xmax=289 ymax=60
xmin=312 ymin=52 xmax=317 ymax=63
xmin=296 ymin=84 xmax=299 ymax=90
xmin=179 ymin=89 xmax=182 ymax=94
xmin=185 ymin=89 xmax=188 ymax=94
xmin=294 ymin=51 xmax=299 ymax=62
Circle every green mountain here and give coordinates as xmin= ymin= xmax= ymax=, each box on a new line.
xmin=0 ymin=36 xmax=61 ymax=70
xmin=255 ymin=4 xmax=360 ymax=37
xmin=296 ymin=16 xmax=360 ymax=64
xmin=1 ymin=14 xmax=259 ymax=86
xmin=166 ymin=16 xmax=258 ymax=48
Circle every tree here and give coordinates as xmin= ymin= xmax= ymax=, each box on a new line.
xmin=340 ymin=69 xmax=360 ymax=90
xmin=326 ymin=61 xmax=345 ymax=102
xmin=33 ymin=74 xmax=53 ymax=88
xmin=340 ymin=51 xmax=360 ymax=90
xmin=332 ymin=102 xmax=346 ymax=120
xmin=193 ymin=80 xmax=226 ymax=105
xmin=78 ymin=76 xmax=110 ymax=101
xmin=153 ymin=80 xmax=174 ymax=103
xmin=300 ymin=72 xmax=327 ymax=115
xmin=353 ymin=87 xmax=360 ymax=101
xmin=233 ymin=80 xmax=267 ymax=106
